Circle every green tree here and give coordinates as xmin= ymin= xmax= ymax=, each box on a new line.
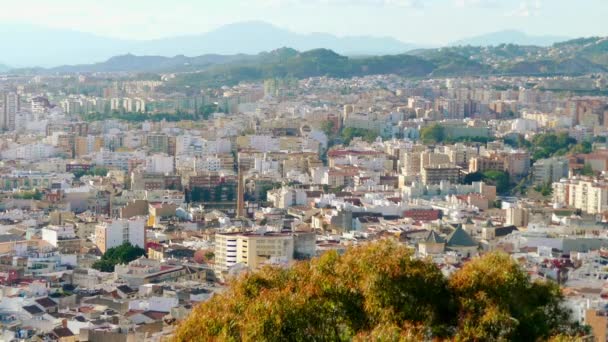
xmin=420 ymin=124 xmax=445 ymax=144
xmin=92 ymin=242 xmax=146 ymax=272
xmin=320 ymin=120 xmax=335 ymax=136
xmin=570 ymin=142 xmax=592 ymax=154
xmin=530 ymin=132 xmax=577 ymax=161
xmin=463 ymin=172 xmax=484 ymax=184
xmin=91 ymin=259 xmax=115 ymax=272
xmin=482 ymin=170 xmax=510 ymax=194
xmin=580 ymin=163 xmax=594 ymax=176
xmin=535 ymin=181 xmax=554 ymax=197
xmin=341 ymin=127 xmax=379 ymax=145
xmin=174 ymin=242 xmax=582 ymax=341
xmin=450 ymin=252 xmax=584 ymax=341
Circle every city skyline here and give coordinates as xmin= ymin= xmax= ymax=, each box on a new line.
xmin=0 ymin=0 xmax=606 ymax=45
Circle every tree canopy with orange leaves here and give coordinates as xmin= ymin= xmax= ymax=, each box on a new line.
xmin=174 ymin=240 xmax=587 ymax=341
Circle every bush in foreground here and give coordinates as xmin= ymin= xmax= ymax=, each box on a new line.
xmin=174 ymin=241 xmax=585 ymax=341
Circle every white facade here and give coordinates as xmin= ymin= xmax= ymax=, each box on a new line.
xmin=95 ymin=217 xmax=146 ymax=253
xmin=41 ymin=225 xmax=77 ymax=247
xmin=532 ymin=157 xmax=569 ymax=185
xmin=145 ymin=154 xmax=175 ymax=174
xmin=553 ymin=178 xmax=608 ymax=214
xmin=1 ymin=143 xmax=56 ymax=161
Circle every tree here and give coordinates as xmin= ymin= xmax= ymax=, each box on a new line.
xmin=174 ymin=241 xmax=583 ymax=341
xmin=483 ymin=170 xmax=510 ymax=194
xmin=449 ymin=252 xmax=585 ymax=341
xmin=420 ymin=124 xmax=445 ymax=144
xmin=341 ymin=127 xmax=378 ymax=145
xmin=581 ymin=163 xmax=594 ymax=176
xmin=530 ymin=132 xmax=577 ymax=161
xmin=504 ymin=134 xmax=532 ymax=149
xmin=570 ymin=141 xmax=592 ymax=154
xmin=320 ymin=120 xmax=335 ymax=136
xmin=463 ymin=172 xmax=484 ymax=184
xmin=91 ymin=259 xmax=115 ymax=272
xmin=535 ymin=181 xmax=554 ymax=197
xmin=92 ymin=242 xmax=146 ymax=272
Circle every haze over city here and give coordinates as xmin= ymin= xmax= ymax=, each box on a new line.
xmin=0 ymin=0 xmax=607 ymax=341
xmin=2 ymin=0 xmax=606 ymax=42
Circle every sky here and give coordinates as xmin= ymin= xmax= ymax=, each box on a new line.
xmin=0 ymin=0 xmax=606 ymax=44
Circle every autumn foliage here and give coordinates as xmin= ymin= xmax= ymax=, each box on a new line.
xmin=174 ymin=240 xmax=585 ymax=341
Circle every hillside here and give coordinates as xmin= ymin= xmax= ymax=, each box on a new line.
xmin=8 ymin=36 xmax=608 ymax=87
xmin=169 ymin=38 xmax=608 ymax=87
xmin=174 ymin=241 xmax=585 ymax=341
xmin=171 ymin=48 xmax=436 ymax=87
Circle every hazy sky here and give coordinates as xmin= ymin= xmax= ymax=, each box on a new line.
xmin=1 ymin=0 xmax=606 ymax=44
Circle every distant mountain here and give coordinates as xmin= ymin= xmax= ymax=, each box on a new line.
xmin=450 ymin=30 xmax=570 ymax=47
xmin=143 ymin=22 xmax=420 ymax=57
xmin=0 ymin=21 xmax=420 ymax=68
xmin=48 ymin=53 xmax=257 ymax=73
xmin=10 ymin=37 xmax=608 ymax=87
xmin=169 ymin=37 xmax=608 ymax=87
xmin=171 ymin=48 xmax=436 ymax=88
xmin=0 ymin=63 xmax=9 ymax=72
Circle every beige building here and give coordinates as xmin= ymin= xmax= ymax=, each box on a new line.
xmin=215 ymin=231 xmax=294 ymax=276
xmin=421 ymin=164 xmax=461 ymax=185
xmin=444 ymin=144 xmax=479 ymax=168
xmin=553 ymin=178 xmax=608 ymax=214
xmin=420 ymin=151 xmax=450 ymax=170
xmin=504 ymin=151 xmax=531 ymax=179
xmin=469 ymin=155 xmax=505 ymax=173
xmin=506 ymin=206 xmax=530 ymax=227
xmin=586 ymin=309 xmax=608 ymax=342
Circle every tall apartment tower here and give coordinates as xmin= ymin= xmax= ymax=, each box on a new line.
xmin=0 ymin=92 xmax=19 ymax=130
xmin=236 ymin=163 xmax=245 ymax=218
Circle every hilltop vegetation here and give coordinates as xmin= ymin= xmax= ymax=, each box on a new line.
xmin=17 ymin=37 xmax=608 ymax=88
xmin=174 ymin=241 xmax=586 ymax=341
xmin=173 ymin=48 xmax=435 ymax=87
xmin=170 ymin=37 xmax=608 ymax=87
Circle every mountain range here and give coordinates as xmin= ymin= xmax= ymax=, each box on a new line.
xmin=14 ymin=35 xmax=603 ymax=80
xmin=0 ymin=21 xmax=576 ymax=68
xmin=0 ymin=21 xmax=419 ymax=68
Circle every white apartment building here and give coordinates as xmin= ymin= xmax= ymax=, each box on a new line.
xmin=267 ymin=187 xmax=308 ymax=209
xmin=145 ymin=154 xmax=175 ymax=174
xmin=553 ymin=178 xmax=608 ymax=214
xmin=41 ymin=225 xmax=77 ymax=247
xmin=93 ymin=149 xmax=146 ymax=171
xmin=94 ymin=217 xmax=146 ymax=253
xmin=0 ymin=143 xmax=57 ymax=161
xmin=1 ymin=92 xmax=20 ymax=130
xmin=215 ymin=231 xmax=294 ymax=276
xmin=420 ymin=151 xmax=450 ymax=170
xmin=505 ymin=207 xmax=530 ymax=227
xmin=532 ymin=157 xmax=569 ymax=185
xmin=175 ymin=135 xmax=231 ymax=156
xmin=442 ymin=144 xmax=479 ymax=168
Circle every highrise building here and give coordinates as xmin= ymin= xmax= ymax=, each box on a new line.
xmin=0 ymin=92 xmax=19 ymax=130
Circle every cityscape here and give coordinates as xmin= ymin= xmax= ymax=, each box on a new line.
xmin=0 ymin=0 xmax=608 ymax=341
